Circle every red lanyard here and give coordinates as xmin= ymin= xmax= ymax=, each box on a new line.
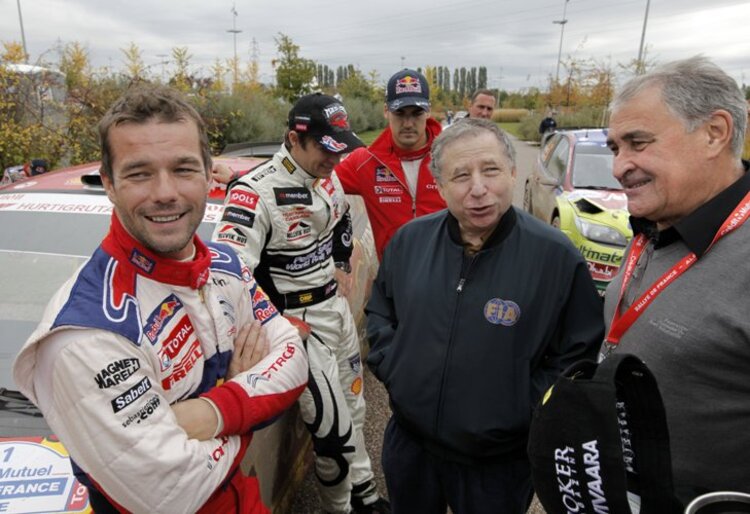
xmin=606 ymin=190 xmax=750 ymax=345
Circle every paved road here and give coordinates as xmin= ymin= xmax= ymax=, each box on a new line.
xmin=290 ymin=135 xmax=546 ymax=514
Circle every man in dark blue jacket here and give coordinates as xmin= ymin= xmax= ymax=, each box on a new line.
xmin=366 ymin=118 xmax=603 ymax=514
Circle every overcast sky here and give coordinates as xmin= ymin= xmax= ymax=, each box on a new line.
xmin=2 ymin=0 xmax=749 ymax=92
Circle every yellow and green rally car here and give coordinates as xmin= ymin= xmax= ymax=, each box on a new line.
xmin=523 ymin=128 xmax=632 ymax=295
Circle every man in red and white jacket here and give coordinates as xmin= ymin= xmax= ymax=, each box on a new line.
xmin=335 ymin=69 xmax=446 ymax=260
xmin=13 ymin=85 xmax=308 ymax=514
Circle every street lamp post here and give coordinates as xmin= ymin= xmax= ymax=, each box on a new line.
xmin=636 ymin=0 xmax=651 ymax=74
xmin=553 ymin=0 xmax=570 ymax=85
xmin=227 ymin=4 xmax=242 ymax=88
xmin=16 ymin=0 xmax=28 ymax=62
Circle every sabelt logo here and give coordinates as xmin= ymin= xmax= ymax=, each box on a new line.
xmin=229 ymin=189 xmax=259 ymax=211
xmin=94 ymin=358 xmax=140 ymax=389
xmin=158 ymin=315 xmax=195 ymax=371
xmin=247 ymin=343 xmax=297 ymax=388
xmin=112 ymin=377 xmax=152 ymax=413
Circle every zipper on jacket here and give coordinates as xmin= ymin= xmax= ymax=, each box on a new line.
xmin=434 ymin=252 xmax=477 ymax=438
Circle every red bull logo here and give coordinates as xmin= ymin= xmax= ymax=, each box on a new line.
xmin=144 ymin=295 xmax=183 ymax=344
xmin=396 ymin=76 xmax=422 ymax=94
xmin=129 ymin=249 xmax=154 ymax=274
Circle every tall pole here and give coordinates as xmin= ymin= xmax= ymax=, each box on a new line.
xmin=636 ymin=0 xmax=651 ymax=74
xmin=553 ymin=0 xmax=570 ymax=84
xmin=16 ymin=0 xmax=28 ymax=62
xmin=227 ymin=4 xmax=242 ymax=88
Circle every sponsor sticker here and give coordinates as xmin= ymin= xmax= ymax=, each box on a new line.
xmin=129 ymin=249 xmax=154 ymax=274
xmin=396 ymin=75 xmax=423 ymax=94
xmin=286 ymin=221 xmax=312 ymax=241
xmin=375 ymin=166 xmax=398 ymax=182
xmin=246 ymin=343 xmax=297 ymax=388
xmin=281 ymin=157 xmax=296 ymax=173
xmin=274 ymin=187 xmax=313 ymax=206
xmin=121 ymin=395 xmax=161 ymax=428
xmin=158 ymin=315 xmax=195 ymax=372
xmin=161 ymin=340 xmax=203 ymax=390
xmin=112 ymin=377 xmax=152 ymax=413
xmin=216 ymin=225 xmax=248 ymax=246
xmin=320 ymin=178 xmax=335 ymax=196
xmin=374 ymin=185 xmax=403 ymax=195
xmin=251 ymin=166 xmax=277 ymax=182
xmin=0 ymin=439 xmax=89 ymax=512
xmin=320 ymin=135 xmax=347 ymax=153
xmin=378 ymin=197 xmax=401 ymax=204
xmin=483 ymin=298 xmax=521 ymax=326
xmin=250 ymin=282 xmax=278 ymax=324
xmin=351 ymin=377 xmax=363 ymax=395
xmin=282 ymin=207 xmax=312 ymax=222
xmin=222 ymin=206 xmax=255 ymax=228
xmin=144 ymin=295 xmax=183 ymax=345
xmin=94 ymin=358 xmax=140 ymax=389
xmin=323 ymin=104 xmax=350 ymax=129
xmin=348 ymin=354 xmax=362 ymax=375
xmin=228 ymin=189 xmax=259 ymax=211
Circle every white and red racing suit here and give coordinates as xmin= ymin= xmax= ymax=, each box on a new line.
xmin=212 ymin=145 xmax=379 ymax=513
xmin=13 ymin=213 xmax=308 ymax=514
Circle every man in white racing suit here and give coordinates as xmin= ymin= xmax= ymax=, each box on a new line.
xmin=13 ymin=85 xmax=308 ymax=514
xmin=212 ymin=93 xmax=389 ymax=514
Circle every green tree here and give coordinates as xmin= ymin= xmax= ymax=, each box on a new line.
xmin=272 ymin=33 xmax=316 ymax=102
xmin=121 ymin=42 xmax=146 ymax=82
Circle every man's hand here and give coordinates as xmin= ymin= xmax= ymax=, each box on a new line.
xmin=172 ymin=398 xmax=220 ymax=441
xmin=334 ymin=267 xmax=353 ymax=298
xmin=227 ymin=320 xmax=269 ymax=381
xmin=211 ymin=163 xmax=234 ymax=184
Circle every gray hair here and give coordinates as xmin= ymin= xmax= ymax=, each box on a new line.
xmin=429 ymin=118 xmax=516 ymax=183
xmin=611 ymin=56 xmax=747 ymax=158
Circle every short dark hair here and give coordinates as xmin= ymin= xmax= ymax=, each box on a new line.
xmin=283 ymin=129 xmax=316 ymax=151
xmin=98 ymin=84 xmax=212 ymax=181
xmin=470 ymin=89 xmax=497 ymax=103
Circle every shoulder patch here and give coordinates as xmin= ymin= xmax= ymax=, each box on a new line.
xmin=250 ymin=165 xmax=277 ymax=182
xmin=208 ymin=242 xmax=243 ymax=279
xmin=52 ymin=247 xmax=143 ymax=345
xmin=281 ymin=157 xmax=296 ymax=173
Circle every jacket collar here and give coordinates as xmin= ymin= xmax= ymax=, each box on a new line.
xmin=446 ymin=206 xmax=518 ymax=253
xmin=101 ymin=213 xmax=211 ymax=289
xmin=369 ymin=117 xmax=442 ymax=157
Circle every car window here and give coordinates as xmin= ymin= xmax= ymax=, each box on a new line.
xmin=571 ymin=144 xmax=621 ymax=190
xmin=546 ymin=138 xmax=570 ymax=182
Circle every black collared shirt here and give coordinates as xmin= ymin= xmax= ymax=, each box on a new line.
xmin=631 ymin=160 xmax=750 ymax=257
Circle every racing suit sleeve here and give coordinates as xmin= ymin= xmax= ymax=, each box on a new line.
xmin=332 ymin=206 xmax=354 ymax=265
xmin=201 ymin=270 xmax=308 ymax=436
xmin=211 ymin=179 xmax=270 ymax=270
xmin=529 ymin=258 xmax=604 ymax=408
xmin=29 ymin=278 xmax=307 ymax=513
xmin=363 ymin=242 xmax=397 ymax=383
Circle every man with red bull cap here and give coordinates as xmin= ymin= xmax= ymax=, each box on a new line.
xmin=213 ymin=93 xmax=389 ymax=514
xmin=335 ymin=69 xmax=446 ymax=260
